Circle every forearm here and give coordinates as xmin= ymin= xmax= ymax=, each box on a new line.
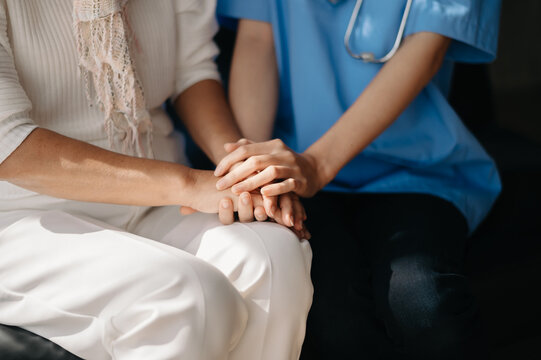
xmin=230 ymin=19 xmax=278 ymax=142
xmin=0 ymin=128 xmax=196 ymax=206
xmin=174 ymin=79 xmax=242 ymax=164
xmin=305 ymin=32 xmax=451 ymax=186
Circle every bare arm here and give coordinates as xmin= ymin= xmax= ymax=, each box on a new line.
xmin=174 ymin=79 xmax=243 ymax=164
xmin=0 ymin=127 xmax=240 ymax=213
xmin=229 ymin=19 xmax=278 ymax=142
xmin=216 ymin=32 xmax=451 ymax=197
xmin=304 ymin=32 xmax=452 ymax=187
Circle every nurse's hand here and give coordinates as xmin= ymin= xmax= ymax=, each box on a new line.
xmin=214 ymin=139 xmax=323 ymax=198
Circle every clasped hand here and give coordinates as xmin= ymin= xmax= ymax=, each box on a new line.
xmin=213 ymin=138 xmax=325 ymax=238
xmin=183 ymin=139 xmax=322 ymax=239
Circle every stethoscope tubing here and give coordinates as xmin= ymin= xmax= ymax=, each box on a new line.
xmin=343 ymin=0 xmax=413 ymax=63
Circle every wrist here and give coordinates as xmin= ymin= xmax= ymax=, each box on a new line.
xmin=168 ymin=165 xmax=202 ymax=208
xmin=302 ymin=149 xmax=335 ymax=193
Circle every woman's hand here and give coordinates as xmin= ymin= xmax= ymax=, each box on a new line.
xmin=182 ymin=169 xmax=311 ymax=239
xmin=185 ymin=169 xmax=255 ymax=213
xmin=214 ymin=139 xmax=325 ymax=198
xmin=218 ymin=192 xmax=311 ymax=240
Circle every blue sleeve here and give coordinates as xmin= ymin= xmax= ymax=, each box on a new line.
xmin=216 ymin=0 xmax=270 ymax=23
xmin=404 ymin=0 xmax=502 ymax=63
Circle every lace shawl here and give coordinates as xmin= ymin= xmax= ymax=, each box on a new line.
xmin=73 ymin=0 xmax=153 ymax=158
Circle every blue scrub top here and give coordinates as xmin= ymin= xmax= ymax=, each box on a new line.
xmin=217 ymin=0 xmax=502 ymax=232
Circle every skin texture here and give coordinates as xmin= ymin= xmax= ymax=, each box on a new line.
xmin=215 ymin=20 xmax=451 ymax=200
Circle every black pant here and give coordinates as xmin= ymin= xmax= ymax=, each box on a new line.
xmin=299 ymin=192 xmax=488 ymax=360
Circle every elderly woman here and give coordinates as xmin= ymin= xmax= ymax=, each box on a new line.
xmin=0 ymin=0 xmax=312 ymax=359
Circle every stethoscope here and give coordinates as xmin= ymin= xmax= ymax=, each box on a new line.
xmin=330 ymin=0 xmax=413 ymax=63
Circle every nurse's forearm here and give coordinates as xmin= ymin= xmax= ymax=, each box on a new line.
xmin=229 ymin=19 xmax=279 ymax=142
xmin=0 ymin=128 xmax=208 ymax=208
xmin=305 ymin=32 xmax=451 ymax=185
xmin=174 ymin=79 xmax=242 ymax=164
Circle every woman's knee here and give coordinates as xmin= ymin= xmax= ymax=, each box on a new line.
xmin=199 ymin=222 xmax=313 ymax=305
xmin=109 ymin=253 xmax=248 ymax=359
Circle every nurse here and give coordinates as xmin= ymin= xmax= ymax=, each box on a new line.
xmin=215 ymin=0 xmax=502 ymax=359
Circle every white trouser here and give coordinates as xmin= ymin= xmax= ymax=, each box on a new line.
xmin=0 ymin=204 xmax=313 ymax=360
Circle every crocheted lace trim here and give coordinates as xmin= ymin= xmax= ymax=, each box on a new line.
xmin=73 ymin=0 xmax=153 ymax=158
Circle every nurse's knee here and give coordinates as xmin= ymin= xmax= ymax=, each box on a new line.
xmin=381 ymin=256 xmax=477 ymax=349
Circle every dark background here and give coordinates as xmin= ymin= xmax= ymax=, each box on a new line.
xmin=451 ymin=1 xmax=541 ymax=358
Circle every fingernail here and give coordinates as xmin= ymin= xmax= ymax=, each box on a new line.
xmin=241 ymin=193 xmax=250 ymax=205
xmin=289 ymin=216 xmax=295 ymax=227
xmin=221 ymin=200 xmax=230 ymax=209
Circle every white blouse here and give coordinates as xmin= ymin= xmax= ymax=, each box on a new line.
xmin=0 ymin=0 xmax=221 ymax=201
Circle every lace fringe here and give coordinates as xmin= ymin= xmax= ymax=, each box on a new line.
xmin=73 ymin=0 xmax=153 ymax=158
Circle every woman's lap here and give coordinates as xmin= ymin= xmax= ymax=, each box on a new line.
xmin=0 ymin=207 xmax=312 ymax=360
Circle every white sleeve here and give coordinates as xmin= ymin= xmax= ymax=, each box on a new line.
xmin=0 ymin=1 xmax=37 ymax=164
xmin=172 ymin=0 xmax=221 ymax=100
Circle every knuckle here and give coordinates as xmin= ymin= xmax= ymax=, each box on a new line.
xmin=269 ymin=166 xmax=279 ymax=177
xmin=284 ymin=151 xmax=295 ymax=162
xmin=272 ymin=138 xmax=284 ymax=148
xmin=251 ymin=157 xmax=261 ymax=167
xmin=238 ymin=146 xmax=249 ymax=157
xmin=289 ymin=178 xmax=297 ymax=189
xmin=248 ymin=157 xmax=260 ymax=169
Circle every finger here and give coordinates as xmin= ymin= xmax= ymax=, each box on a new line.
xmin=261 ymin=178 xmax=299 ymax=197
xmin=271 ymin=207 xmax=286 ymax=226
xmin=180 ymin=206 xmax=198 ymax=215
xmin=263 ymin=195 xmax=278 ymax=218
xmin=216 ymin=155 xmax=275 ymax=191
xmin=218 ymin=198 xmax=235 ymax=225
xmin=301 ymin=226 xmax=312 ymax=240
xmin=292 ymin=196 xmax=305 ymax=231
xmin=215 ymin=141 xmax=278 ymax=176
xmin=250 ymin=191 xmax=265 ymax=209
xmin=231 ymin=166 xmax=292 ymax=194
xmin=279 ymin=194 xmax=295 ymax=227
xmin=254 ymin=206 xmax=268 ymax=222
xmin=238 ymin=192 xmax=254 ymax=223
xmin=224 ymin=138 xmax=251 ymax=153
